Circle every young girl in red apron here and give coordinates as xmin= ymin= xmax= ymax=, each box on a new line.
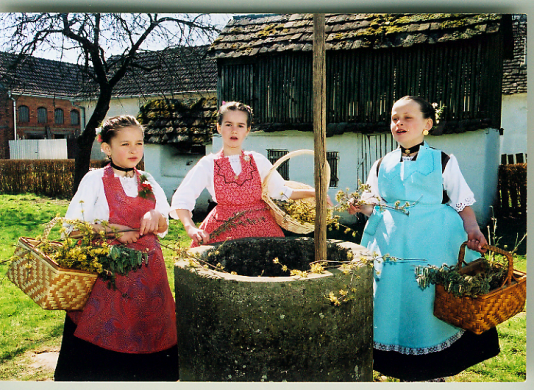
xmin=170 ymin=101 xmax=319 ymax=247
xmin=54 ymin=115 xmax=178 ymax=381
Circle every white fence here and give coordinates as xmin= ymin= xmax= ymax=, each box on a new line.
xmin=9 ymin=139 xmax=68 ymax=159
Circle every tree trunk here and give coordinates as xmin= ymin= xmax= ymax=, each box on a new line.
xmin=72 ymin=88 xmax=112 ymax=195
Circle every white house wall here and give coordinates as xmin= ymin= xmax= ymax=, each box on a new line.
xmin=214 ymin=129 xmax=500 ymax=226
xmin=144 ymin=143 xmax=210 ymax=210
xmin=500 ymin=93 xmax=528 ymax=157
xmin=427 ymin=129 xmax=501 ymax=225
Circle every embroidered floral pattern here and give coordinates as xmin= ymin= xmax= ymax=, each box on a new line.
xmin=192 ymin=152 xmax=283 ymax=247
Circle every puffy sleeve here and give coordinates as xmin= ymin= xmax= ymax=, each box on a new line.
xmin=64 ymin=169 xmax=106 ymax=223
xmin=443 ymin=154 xmax=476 ymax=212
xmin=170 ymin=155 xmax=214 ymax=219
xmin=252 ymin=152 xmax=293 ymax=200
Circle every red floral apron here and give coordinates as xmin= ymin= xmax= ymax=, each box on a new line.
xmin=193 ymin=150 xmax=284 ymax=247
xmin=68 ymin=165 xmax=177 ymax=354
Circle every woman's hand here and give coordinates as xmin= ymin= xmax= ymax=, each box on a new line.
xmin=186 ymin=226 xmax=210 ymax=246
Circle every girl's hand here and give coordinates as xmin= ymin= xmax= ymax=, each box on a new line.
xmin=326 ymin=195 xmax=333 ymax=207
xmin=186 ymin=226 xmax=210 ymax=246
xmin=118 ymin=230 xmax=140 ymax=244
xmin=458 ymin=206 xmax=487 ymax=253
xmin=139 ymin=209 xmax=162 ymax=235
xmin=348 ymin=199 xmax=373 ymax=217
xmin=466 ymin=228 xmax=488 ymax=253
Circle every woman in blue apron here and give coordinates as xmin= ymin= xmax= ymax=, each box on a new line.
xmin=349 ymin=96 xmax=499 ymax=381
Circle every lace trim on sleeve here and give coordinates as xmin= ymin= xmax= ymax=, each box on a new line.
xmin=454 ymin=197 xmax=476 ymax=212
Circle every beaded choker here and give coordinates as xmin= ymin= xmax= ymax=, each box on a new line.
xmin=110 ymin=161 xmax=135 ymax=173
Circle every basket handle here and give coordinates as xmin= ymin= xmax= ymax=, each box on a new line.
xmin=457 ymin=241 xmax=516 ymax=288
xmin=262 ymin=149 xmax=331 ymax=197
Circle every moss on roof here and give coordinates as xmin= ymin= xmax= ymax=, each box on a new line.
xmin=209 ymin=13 xmax=503 ymax=58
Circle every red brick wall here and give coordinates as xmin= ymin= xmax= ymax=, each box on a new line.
xmin=0 ymin=93 xmax=81 ymax=158
xmin=0 ymin=94 xmax=14 ymax=159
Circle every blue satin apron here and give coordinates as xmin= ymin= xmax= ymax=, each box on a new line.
xmin=361 ymin=144 xmax=476 ymax=355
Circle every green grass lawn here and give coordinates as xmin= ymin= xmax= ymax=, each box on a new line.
xmin=0 ymin=194 xmax=526 ymax=381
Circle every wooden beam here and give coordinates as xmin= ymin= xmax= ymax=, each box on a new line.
xmin=313 ymin=13 xmax=327 ymax=262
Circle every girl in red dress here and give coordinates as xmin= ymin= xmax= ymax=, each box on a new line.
xmin=171 ymin=101 xmax=319 ymax=247
xmin=54 ymin=115 xmax=178 ymax=381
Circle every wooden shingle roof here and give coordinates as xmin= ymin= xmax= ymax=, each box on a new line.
xmin=209 ymin=13 xmax=503 ymax=58
xmin=0 ymin=51 xmax=84 ymax=98
xmin=138 ymin=96 xmax=218 ymax=145
xmin=502 ymin=14 xmax=527 ymax=95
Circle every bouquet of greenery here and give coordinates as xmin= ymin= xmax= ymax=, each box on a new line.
xmin=34 ymin=216 xmax=148 ymax=289
xmin=335 ymin=180 xmax=420 ymax=216
xmin=415 ymin=256 xmax=508 ymax=298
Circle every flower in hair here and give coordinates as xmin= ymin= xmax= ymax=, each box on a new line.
xmin=95 ymin=127 xmax=103 ymax=143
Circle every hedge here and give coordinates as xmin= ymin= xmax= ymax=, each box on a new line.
xmin=0 ymin=159 xmax=144 ymax=199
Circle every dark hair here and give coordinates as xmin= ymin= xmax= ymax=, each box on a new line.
xmin=396 ymin=96 xmax=436 ymax=124
xmin=217 ymin=101 xmax=253 ymax=127
xmin=99 ymin=115 xmax=143 ymax=144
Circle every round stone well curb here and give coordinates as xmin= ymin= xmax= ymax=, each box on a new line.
xmin=174 ymin=237 xmax=374 ymax=382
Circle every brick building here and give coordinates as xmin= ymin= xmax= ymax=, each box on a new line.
xmin=0 ymin=52 xmax=85 ymax=159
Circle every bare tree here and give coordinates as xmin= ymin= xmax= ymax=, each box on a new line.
xmin=1 ymin=12 xmax=220 ymax=192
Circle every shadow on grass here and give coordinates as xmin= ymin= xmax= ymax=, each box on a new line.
xmin=0 ymin=322 xmax=64 ymax=363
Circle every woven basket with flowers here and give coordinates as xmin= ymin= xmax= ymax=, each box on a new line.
xmin=6 ymin=217 xmax=147 ymax=311
xmin=415 ymin=242 xmax=526 ymax=334
xmin=261 ymin=149 xmax=333 ymax=234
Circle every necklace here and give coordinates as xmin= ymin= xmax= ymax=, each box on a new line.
xmin=110 ymin=161 xmax=135 ymax=177
xmin=400 ymin=142 xmax=423 ymax=156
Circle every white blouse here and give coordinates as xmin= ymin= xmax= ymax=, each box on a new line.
xmin=363 ymin=153 xmax=475 ymax=212
xmin=170 ymin=151 xmax=293 ymax=219
xmin=65 ymin=168 xmax=170 ymax=237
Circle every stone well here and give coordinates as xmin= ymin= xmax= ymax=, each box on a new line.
xmin=174 ymin=237 xmax=373 ymax=382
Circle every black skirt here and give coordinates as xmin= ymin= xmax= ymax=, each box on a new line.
xmin=373 ymin=327 xmax=500 ymax=381
xmin=54 ymin=314 xmax=179 ymax=381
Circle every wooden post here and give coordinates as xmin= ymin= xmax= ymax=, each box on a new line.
xmin=313 ymin=14 xmax=327 ymax=262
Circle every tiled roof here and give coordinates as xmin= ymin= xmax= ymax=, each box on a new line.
xmin=105 ymin=45 xmax=217 ymax=98
xmin=209 ymin=13 xmax=503 ymax=58
xmin=138 ymin=96 xmax=218 ymax=145
xmin=502 ymin=14 xmax=527 ymax=95
xmin=0 ymin=51 xmax=84 ymax=97
xmin=1 ymin=45 xmax=217 ymax=100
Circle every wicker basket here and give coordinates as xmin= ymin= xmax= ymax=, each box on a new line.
xmin=6 ymin=236 xmax=98 ymax=311
xmin=261 ymin=149 xmax=330 ymax=234
xmin=433 ymin=242 xmax=527 ymax=335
